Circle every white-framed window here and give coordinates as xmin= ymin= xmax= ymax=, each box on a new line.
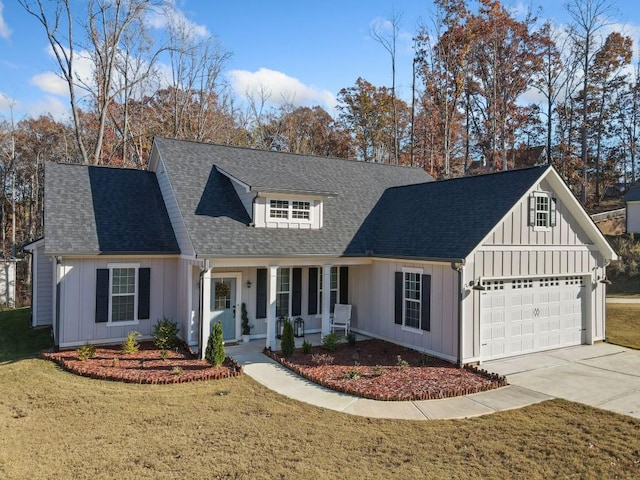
xmin=268 ymin=199 xmax=312 ymax=223
xmin=109 ymin=263 xmax=139 ymax=325
xmin=269 ymin=200 xmax=289 ymax=219
xmin=318 ymin=266 xmax=338 ymax=314
xmin=529 ymin=192 xmax=556 ymax=230
xmin=276 ymin=268 xmax=291 ymax=318
xmin=403 ymin=270 xmax=421 ymax=330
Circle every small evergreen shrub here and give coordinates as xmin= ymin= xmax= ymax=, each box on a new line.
xmin=153 ymin=317 xmax=180 ymax=353
xmin=241 ymin=303 xmax=252 ymax=336
xmin=280 ymin=317 xmax=295 ymax=357
xmin=396 ymin=355 xmax=409 ymax=369
xmin=322 ymin=332 xmax=339 ymax=352
xmin=343 ymin=363 xmax=361 ymax=380
xmin=76 ymin=342 xmax=96 ymax=361
xmin=205 ymin=321 xmax=225 ymax=366
xmin=347 ymin=332 xmax=357 ymax=346
xmin=302 ymin=339 xmax=313 ymax=354
xmin=121 ymin=331 xmax=141 ymax=354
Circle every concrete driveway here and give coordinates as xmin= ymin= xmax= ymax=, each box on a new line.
xmin=483 ymin=343 xmax=640 ymax=419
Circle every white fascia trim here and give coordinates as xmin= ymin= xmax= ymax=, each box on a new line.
xmin=24 ymin=238 xmax=45 ymax=251
xmin=206 ymin=257 xmax=374 ymax=268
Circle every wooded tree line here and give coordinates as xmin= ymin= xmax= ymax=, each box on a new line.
xmin=0 ymin=0 xmax=636 ymax=303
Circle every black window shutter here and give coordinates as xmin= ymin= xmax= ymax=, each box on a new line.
xmin=308 ymin=267 xmax=318 ymax=315
xmin=292 ymin=268 xmax=302 ymax=316
xmin=138 ymin=268 xmax=151 ymax=320
xmin=394 ymin=272 xmax=403 ymax=325
xmin=95 ymin=269 xmax=109 ymax=323
xmin=339 ymin=266 xmax=349 ymax=304
xmin=421 ymin=274 xmax=431 ymax=331
xmin=256 ymin=268 xmax=267 ymax=319
xmin=528 ymin=195 xmax=536 ymax=226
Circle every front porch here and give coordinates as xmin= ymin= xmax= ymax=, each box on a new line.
xmin=195 ymin=259 xmax=371 ymax=357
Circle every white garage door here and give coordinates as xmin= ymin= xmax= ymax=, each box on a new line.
xmin=480 ymin=276 xmax=585 ymax=361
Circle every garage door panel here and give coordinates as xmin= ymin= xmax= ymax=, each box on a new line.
xmin=481 ymin=277 xmax=585 ymax=361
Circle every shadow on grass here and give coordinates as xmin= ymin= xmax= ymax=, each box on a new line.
xmin=0 ymin=307 xmax=53 ymax=363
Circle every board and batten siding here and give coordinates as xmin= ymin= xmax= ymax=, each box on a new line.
xmin=153 ymin=157 xmax=193 ymax=257
xmin=361 ymin=259 xmax=458 ymax=362
xmin=461 ymin=178 xmax=607 ymax=362
xmin=57 ymin=257 xmax=178 ymax=348
xmin=34 ymin=242 xmax=53 ymax=326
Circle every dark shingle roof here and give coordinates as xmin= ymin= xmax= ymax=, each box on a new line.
xmin=348 ymin=165 xmax=549 ymax=260
xmin=154 ymin=138 xmax=432 ymax=257
xmin=44 ymin=162 xmax=179 ymax=255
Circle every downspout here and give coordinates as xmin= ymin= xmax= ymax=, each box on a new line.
xmin=198 ymin=259 xmax=210 ymax=358
xmin=452 ymin=261 xmax=465 ymax=367
xmin=54 ymin=256 xmax=62 ymax=350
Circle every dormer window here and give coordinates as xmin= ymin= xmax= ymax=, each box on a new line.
xmin=268 ymin=199 xmax=312 ymax=223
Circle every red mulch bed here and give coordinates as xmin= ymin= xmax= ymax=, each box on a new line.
xmin=265 ymin=339 xmax=506 ymax=401
xmin=42 ymin=342 xmax=243 ymax=384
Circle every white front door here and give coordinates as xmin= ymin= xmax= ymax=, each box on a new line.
xmin=481 ymin=276 xmax=585 ymax=361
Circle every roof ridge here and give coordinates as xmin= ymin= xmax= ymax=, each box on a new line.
xmin=154 ymin=136 xmax=427 ymax=172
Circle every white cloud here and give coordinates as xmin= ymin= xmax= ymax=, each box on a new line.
xmin=27 ymin=95 xmax=69 ymax=121
xmin=146 ymin=1 xmax=209 ymax=40
xmin=228 ymin=68 xmax=336 ymax=110
xmin=0 ymin=1 xmax=11 ymax=40
xmin=31 ymin=72 xmax=68 ymax=96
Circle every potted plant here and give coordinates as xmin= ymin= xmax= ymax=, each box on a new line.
xmin=241 ymin=302 xmax=252 ymax=343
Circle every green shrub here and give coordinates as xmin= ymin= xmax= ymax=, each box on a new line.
xmin=347 ymin=332 xmax=357 ymax=346
xmin=322 ymin=332 xmax=339 ymax=352
xmin=153 ymin=317 xmax=180 ymax=353
xmin=280 ymin=317 xmax=295 ymax=357
xmin=241 ymin=303 xmax=252 ymax=336
xmin=343 ymin=364 xmax=361 ymax=380
xmin=76 ymin=342 xmax=96 ymax=361
xmin=302 ymin=339 xmax=312 ymax=354
xmin=121 ymin=331 xmax=141 ymax=354
xmin=396 ymin=355 xmax=409 ymax=369
xmin=205 ymin=321 xmax=225 ymax=366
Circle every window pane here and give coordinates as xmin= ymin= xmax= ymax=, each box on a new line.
xmin=276 ymin=293 xmax=289 ymax=317
xmin=270 ymin=200 xmax=289 ymax=219
xmin=112 ymin=268 xmax=135 ymax=294
xmin=330 ymin=267 xmax=338 ymax=289
xmin=405 ymin=300 xmax=420 ymax=329
xmin=277 ymin=268 xmax=290 ymax=292
xmin=112 ymin=295 xmax=134 ymax=322
xmin=291 ymin=201 xmax=310 ymax=219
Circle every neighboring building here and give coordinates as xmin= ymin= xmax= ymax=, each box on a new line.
xmin=624 ymin=184 xmax=640 ymax=233
xmin=26 ymin=138 xmax=617 ymax=364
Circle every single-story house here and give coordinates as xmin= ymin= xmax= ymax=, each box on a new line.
xmin=623 ymin=184 xmax=640 ymax=233
xmin=25 ymin=138 xmax=617 ymax=364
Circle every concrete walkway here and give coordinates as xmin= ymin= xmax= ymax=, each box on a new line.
xmin=226 ymin=337 xmax=551 ymax=420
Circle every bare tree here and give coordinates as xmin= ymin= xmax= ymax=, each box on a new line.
xmin=370 ymin=11 xmax=402 ymax=165
xmin=566 ymin=0 xmax=613 ymax=203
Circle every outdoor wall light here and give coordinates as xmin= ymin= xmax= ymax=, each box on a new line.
xmin=246 ymin=280 xmax=252 ymax=289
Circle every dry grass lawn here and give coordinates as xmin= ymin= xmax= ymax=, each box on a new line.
xmin=607 ymin=303 xmax=640 ymax=349
xmin=1 ymin=358 xmax=640 ymax=479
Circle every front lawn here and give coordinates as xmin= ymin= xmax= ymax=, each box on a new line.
xmin=1 ymin=310 xmax=639 ymax=479
xmin=607 ymin=303 xmax=640 ymax=349
xmin=0 ymin=308 xmax=52 ymax=362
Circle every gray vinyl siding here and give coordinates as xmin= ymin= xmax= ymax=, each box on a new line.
xmin=57 ymin=257 xmax=178 ymax=347
xmin=34 ymin=243 xmax=53 ymax=326
xmin=626 ymin=202 xmax=640 ymax=233
xmin=461 ymin=180 xmax=607 ymax=362
xmin=153 ymin=155 xmax=193 ymax=257
xmin=360 ymin=259 xmax=458 ymax=362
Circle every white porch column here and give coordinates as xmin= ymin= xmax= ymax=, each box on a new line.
xmin=266 ymin=266 xmax=278 ymax=350
xmin=321 ymin=263 xmax=332 ymax=338
xmin=200 ymin=268 xmax=212 ymax=359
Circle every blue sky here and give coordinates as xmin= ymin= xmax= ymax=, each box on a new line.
xmin=1 ymin=0 xmax=639 ymax=121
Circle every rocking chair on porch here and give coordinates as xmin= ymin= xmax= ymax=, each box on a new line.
xmin=330 ymin=304 xmax=352 ymax=335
